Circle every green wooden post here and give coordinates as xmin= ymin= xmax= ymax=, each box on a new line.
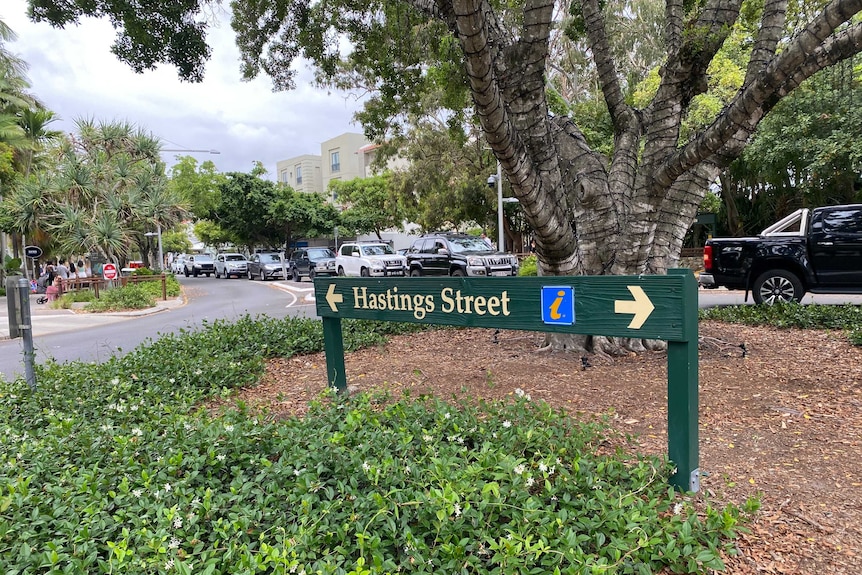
xmin=666 ymin=269 xmax=699 ymax=491
xmin=322 ymin=317 xmax=347 ymax=391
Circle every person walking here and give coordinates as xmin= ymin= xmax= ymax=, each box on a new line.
xmin=55 ymin=259 xmax=70 ymax=280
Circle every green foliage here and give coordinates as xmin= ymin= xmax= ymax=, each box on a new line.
xmin=193 ymin=219 xmax=236 ymax=249
xmin=84 ymin=284 xmax=156 ymax=312
xmin=3 ymin=254 xmax=22 ymax=275
xmin=217 ymin=172 xmax=286 ymax=248
xmin=168 ymin=156 xmax=223 ymax=220
xmin=331 ymin=175 xmax=402 ymax=238
xmin=0 ymin=314 xmax=750 ymax=574
xmin=268 ymin=187 xmax=340 ymax=248
xmin=518 ymin=254 xmax=538 ymax=276
xmin=700 ymin=303 xmax=862 ymax=345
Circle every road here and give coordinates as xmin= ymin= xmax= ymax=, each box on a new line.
xmin=0 ymin=275 xmax=317 ymax=382
xmin=3 ymin=276 xmax=861 ymax=382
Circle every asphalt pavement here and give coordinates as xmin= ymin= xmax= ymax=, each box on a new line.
xmin=0 ymin=293 xmax=187 ymax=340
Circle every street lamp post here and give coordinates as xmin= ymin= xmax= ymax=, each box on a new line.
xmin=496 ymin=160 xmax=504 ymax=252
xmin=144 ymin=224 xmax=164 ymax=271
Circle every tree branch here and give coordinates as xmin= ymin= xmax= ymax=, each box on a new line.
xmin=654 ymin=0 xmax=862 ymax=189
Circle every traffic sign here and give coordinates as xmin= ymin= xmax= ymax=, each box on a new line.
xmin=314 ymin=270 xmax=700 ymax=492
xmin=102 ymin=263 xmax=118 ymax=280
xmin=24 ymin=245 xmax=43 ymax=259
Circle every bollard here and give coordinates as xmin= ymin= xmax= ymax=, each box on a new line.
xmin=5 ymin=278 xmax=36 ymax=390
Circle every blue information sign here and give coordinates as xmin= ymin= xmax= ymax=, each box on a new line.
xmin=541 ymin=285 xmax=575 ymax=325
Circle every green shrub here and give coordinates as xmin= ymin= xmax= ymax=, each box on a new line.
xmin=84 ymin=284 xmax=156 ymax=312
xmin=518 ymin=254 xmax=537 ymax=276
xmin=135 ymin=274 xmax=181 ymax=298
xmin=0 ymin=315 xmax=754 ymax=574
xmin=700 ymin=302 xmax=862 ymax=345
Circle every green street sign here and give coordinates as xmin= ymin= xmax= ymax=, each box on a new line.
xmin=314 ymin=274 xmax=691 ymax=340
xmin=314 ymin=270 xmax=699 ymax=492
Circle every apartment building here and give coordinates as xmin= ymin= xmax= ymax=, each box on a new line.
xmin=276 ymin=132 xmax=372 ymax=194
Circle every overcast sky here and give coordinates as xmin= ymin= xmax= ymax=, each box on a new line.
xmin=3 ymin=0 xmax=365 ymax=178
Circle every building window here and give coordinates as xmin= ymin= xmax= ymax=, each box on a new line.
xmin=330 ymin=151 xmax=340 ymax=173
xmin=296 ymin=165 xmax=303 ymax=185
xmin=280 ymin=170 xmax=288 ymax=183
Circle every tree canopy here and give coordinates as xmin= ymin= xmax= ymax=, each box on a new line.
xmin=28 ymin=0 xmax=862 ymax=351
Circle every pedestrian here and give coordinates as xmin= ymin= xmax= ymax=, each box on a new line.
xmin=56 ymin=258 xmax=70 ymax=280
xmin=46 ymin=276 xmax=63 ymax=302
xmin=77 ymin=259 xmax=89 ymax=278
xmin=480 ymin=232 xmax=493 ymax=249
xmin=530 ymin=238 xmax=537 ymax=254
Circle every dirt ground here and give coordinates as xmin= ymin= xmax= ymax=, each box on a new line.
xmin=227 ymin=321 xmax=862 ymax=574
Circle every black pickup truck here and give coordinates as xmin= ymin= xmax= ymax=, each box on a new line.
xmin=699 ymin=204 xmax=862 ymax=304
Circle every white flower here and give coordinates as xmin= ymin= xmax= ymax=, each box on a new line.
xmin=673 ymin=502 xmax=684 ymax=515
xmin=111 ymin=377 xmax=119 ymax=385
xmin=173 ymin=516 xmax=183 ymax=529
xmin=454 ymin=503 xmax=462 ymax=517
xmin=184 ymin=422 xmax=193 ymax=430
xmin=169 ymin=378 xmax=176 ymax=383
xmin=293 ymin=468 xmax=302 ymax=476
xmin=169 ymin=537 xmax=180 ymax=549
xmin=444 ymin=413 xmax=451 ymax=419
xmin=539 ymin=462 xmax=548 ymax=472
xmin=423 ymin=434 xmax=433 ymax=442
xmin=164 ymin=483 xmax=172 ymax=492
xmin=502 ymin=420 xmax=512 ymax=428
xmin=191 ymin=497 xmax=200 ymax=507
xmin=130 ymin=405 xmax=139 ymax=412
xmin=515 ymin=388 xmax=525 ymax=397
xmin=514 ymin=464 xmax=525 ymax=475
xmin=362 ymin=461 xmax=371 ymax=471
xmin=165 ymin=558 xmax=174 ymax=570
xmin=216 ymin=454 xmax=226 ymax=462
xmin=526 ymin=477 xmax=535 ymax=487
xmin=195 ymin=369 xmax=202 ymax=375
xmin=131 ymin=428 xmax=142 ymax=437
xmin=224 ymin=424 xmax=234 ymax=432
xmin=404 ymin=466 xmax=411 ymax=475
xmin=132 ymin=489 xmax=142 ymax=498
xmin=100 ymin=424 xmax=111 ymax=431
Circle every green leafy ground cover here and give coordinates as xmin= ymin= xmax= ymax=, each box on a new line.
xmin=0 ymin=314 xmax=762 ymax=574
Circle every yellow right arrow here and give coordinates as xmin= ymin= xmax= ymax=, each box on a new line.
xmin=614 ymin=286 xmax=654 ymax=329
xmin=325 ymin=283 xmax=343 ymax=312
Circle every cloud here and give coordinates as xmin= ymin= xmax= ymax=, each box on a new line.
xmin=3 ymin=0 xmax=364 ymax=177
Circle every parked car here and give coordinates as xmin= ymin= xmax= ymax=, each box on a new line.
xmin=184 ymin=254 xmax=214 ymax=277
xmin=336 ymin=242 xmax=408 ymax=277
xmin=700 ymin=203 xmax=862 ymax=304
xmin=247 ymin=252 xmax=286 ymax=281
xmin=171 ymin=254 xmax=187 ymax=275
xmin=288 ymin=247 xmax=337 ymax=281
xmin=406 ymin=233 xmax=519 ymax=277
xmin=214 ymin=253 xmax=248 ymax=279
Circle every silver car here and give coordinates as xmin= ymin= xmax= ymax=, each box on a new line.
xmin=247 ymin=252 xmax=286 ymax=281
xmin=214 ymin=253 xmax=248 ymax=279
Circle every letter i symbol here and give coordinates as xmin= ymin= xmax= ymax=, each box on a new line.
xmin=549 ymin=290 xmax=566 ymax=320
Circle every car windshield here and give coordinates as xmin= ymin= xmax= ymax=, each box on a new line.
xmin=225 ymin=255 xmax=245 ymax=261
xmin=449 ymin=238 xmax=495 ymax=253
xmin=361 ymin=245 xmax=395 ymax=256
xmin=308 ymin=248 xmax=335 ymax=259
xmin=261 ymin=254 xmax=281 ymax=263
xmin=195 ymin=255 xmax=213 ymax=262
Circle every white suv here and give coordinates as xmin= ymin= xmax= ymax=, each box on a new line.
xmin=214 ymin=253 xmax=248 ymax=279
xmin=336 ymin=242 xmax=408 ymax=277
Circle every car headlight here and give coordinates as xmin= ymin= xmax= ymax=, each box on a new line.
xmin=467 ymin=256 xmax=484 ymax=266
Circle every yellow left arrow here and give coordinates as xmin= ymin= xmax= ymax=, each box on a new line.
xmin=614 ymin=286 xmax=654 ymax=329
xmin=326 ymin=283 xmax=343 ymax=312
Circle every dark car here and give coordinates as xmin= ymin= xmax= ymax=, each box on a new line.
xmin=183 ymin=254 xmax=214 ymax=277
xmin=288 ymin=247 xmax=337 ymax=281
xmin=406 ymin=233 xmax=519 ymax=277
xmin=247 ymin=252 xmax=285 ymax=281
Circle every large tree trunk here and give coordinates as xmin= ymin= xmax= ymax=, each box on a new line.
xmin=445 ymin=0 xmax=862 ymax=352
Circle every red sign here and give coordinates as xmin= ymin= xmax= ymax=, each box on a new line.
xmin=102 ymin=263 xmax=118 ymax=280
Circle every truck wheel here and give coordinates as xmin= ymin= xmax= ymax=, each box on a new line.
xmin=451 ymin=268 xmax=466 ymax=277
xmin=410 ymin=268 xmax=422 ymax=277
xmin=753 ymin=270 xmax=804 ymax=305
xmin=360 ymin=267 xmax=370 ymax=277
xmin=338 ymin=267 xmax=345 ymax=276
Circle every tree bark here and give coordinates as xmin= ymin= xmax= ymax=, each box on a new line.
xmin=443 ymin=0 xmax=862 ymax=352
